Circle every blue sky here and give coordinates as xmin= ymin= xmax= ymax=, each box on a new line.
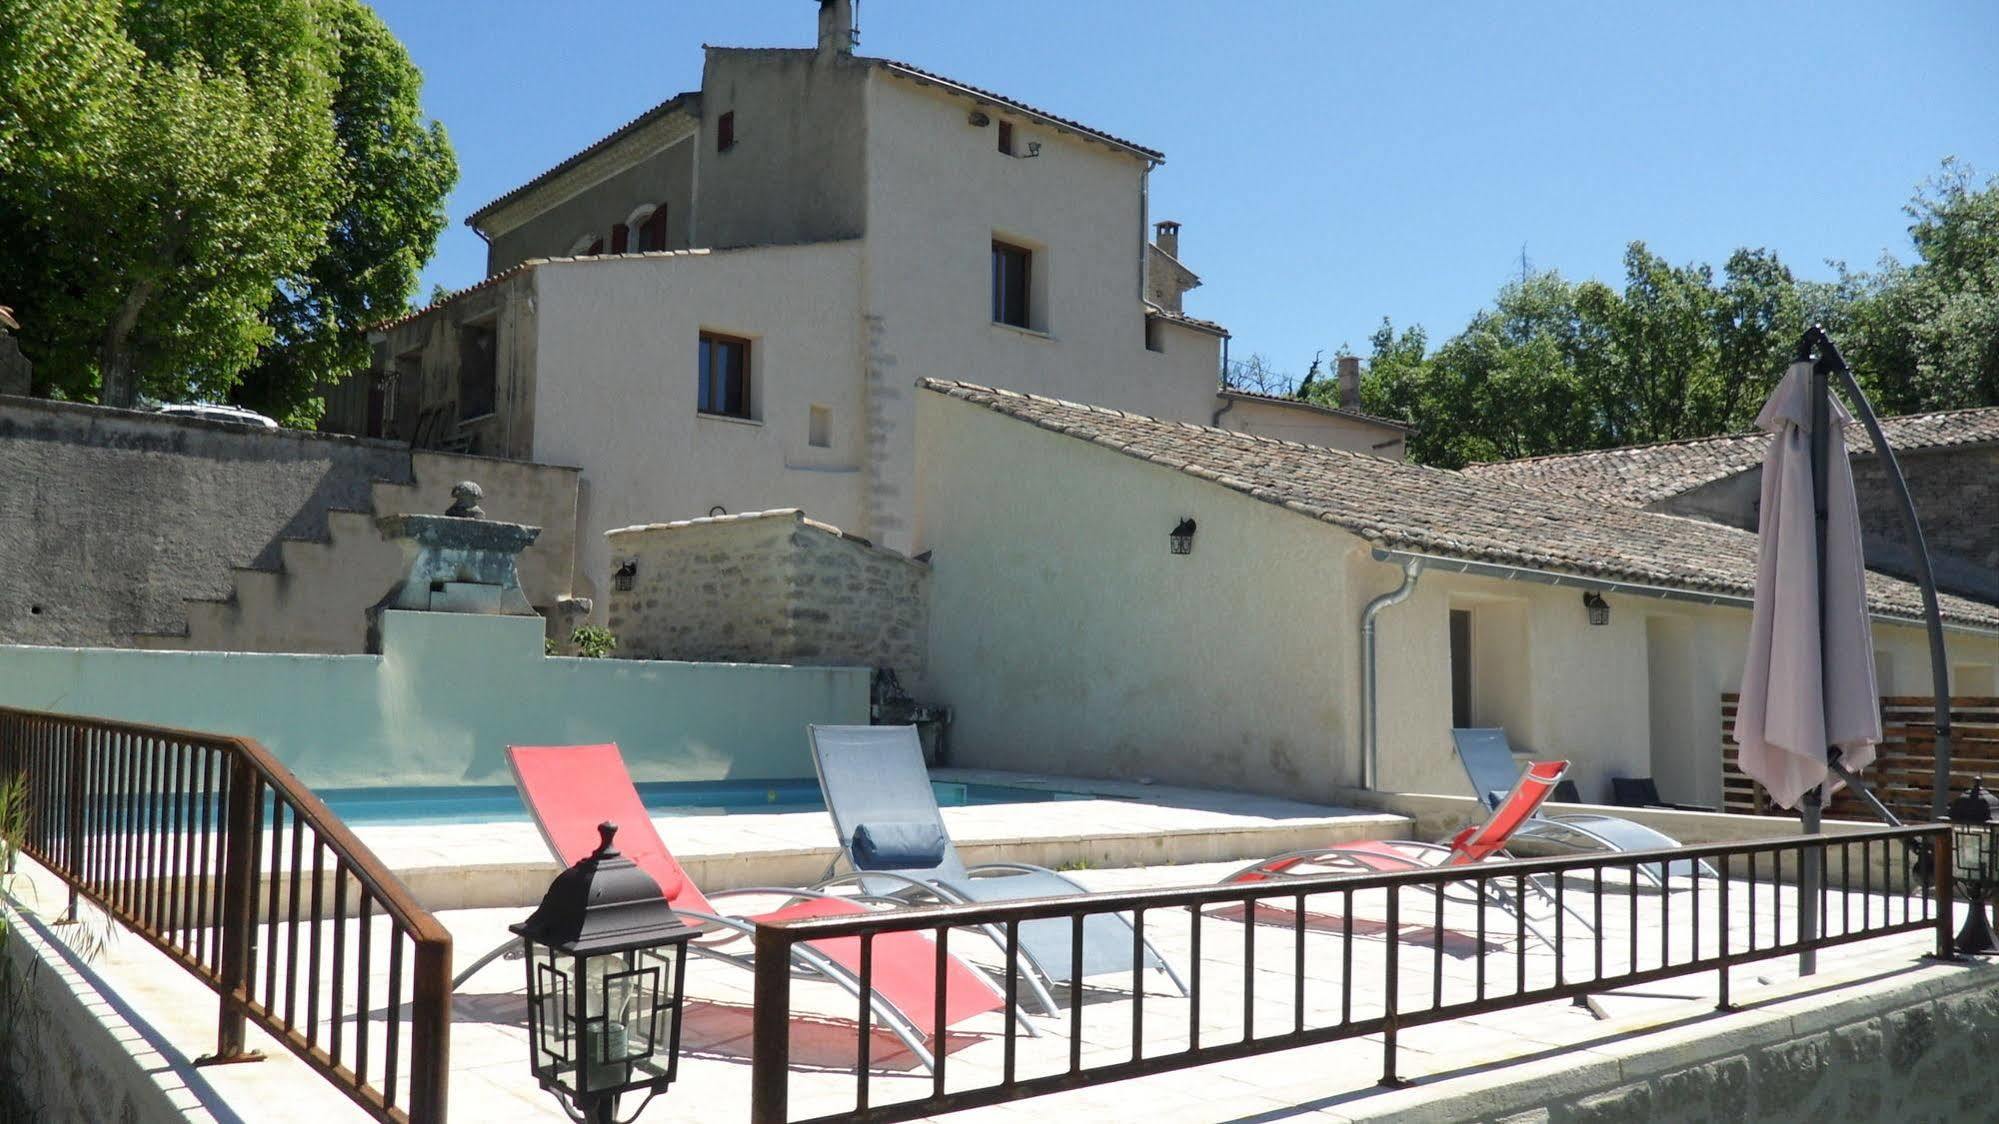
xmin=372 ymin=0 xmax=1998 ymax=382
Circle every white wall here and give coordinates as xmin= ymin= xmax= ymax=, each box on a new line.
xmin=0 ymin=611 xmax=867 ymax=788
xmin=862 ymin=75 xmax=1222 ymax=551
xmin=529 ymin=243 xmax=868 ymax=603
xmin=912 ymin=396 xmax=1354 ymax=800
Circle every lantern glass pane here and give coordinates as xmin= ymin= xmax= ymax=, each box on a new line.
xmin=579 ymin=944 xmax=687 ymax=1094
xmin=1955 ymin=823 xmax=1996 ymax=887
xmin=524 ymin=940 xmax=575 ymax=1086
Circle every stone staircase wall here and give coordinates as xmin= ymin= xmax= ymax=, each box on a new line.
xmin=1 ymin=395 xmax=579 ymax=654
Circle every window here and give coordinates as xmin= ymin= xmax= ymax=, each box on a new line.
xmin=991 ymin=240 xmax=1031 ymax=328
xmin=997 ymin=120 xmax=1014 ymax=155
xmin=639 ymin=206 xmax=669 ymax=252
xmin=1145 ymin=317 xmax=1164 ymax=353
xmin=609 ymin=223 xmax=629 ymax=254
xmin=698 ymin=332 xmax=751 ymax=419
xmin=1449 ymin=609 xmax=1473 ymax=729
xmin=717 ymin=111 xmax=735 ymax=152
xmin=458 ymin=324 xmax=497 ymax=419
xmin=808 ymin=404 xmax=831 ymax=448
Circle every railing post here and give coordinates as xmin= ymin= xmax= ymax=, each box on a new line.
xmin=201 ymin=755 xmax=260 ymax=1065
xmin=408 ymin=936 xmax=453 ymax=1124
xmin=1934 ymin=827 xmax=1956 ymax=961
xmin=62 ymin=726 xmax=85 ymax=922
xmin=750 ymin=922 xmax=794 ymax=1124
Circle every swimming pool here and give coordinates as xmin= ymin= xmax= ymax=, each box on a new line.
xmin=313 ymin=778 xmax=1098 ymax=827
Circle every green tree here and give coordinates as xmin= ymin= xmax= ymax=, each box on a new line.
xmin=233 ymin=0 xmax=456 ymax=425
xmin=2 ymin=0 xmax=449 ymax=417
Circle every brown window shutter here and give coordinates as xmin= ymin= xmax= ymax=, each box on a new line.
xmin=717 ymin=111 xmax=735 ymax=151
xmin=998 ymin=120 xmax=1013 ymax=155
xmin=642 ymin=207 xmax=668 ymax=252
xmin=610 ymin=224 xmax=628 ymax=254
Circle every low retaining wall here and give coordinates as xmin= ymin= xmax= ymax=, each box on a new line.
xmin=0 ymin=610 xmax=868 ymax=787
xmin=1345 ymin=957 xmax=1999 ymax=1123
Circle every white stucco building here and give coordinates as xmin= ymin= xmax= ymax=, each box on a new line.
xmin=904 ymin=380 xmax=1999 ymax=808
xmin=323 ymin=0 xmax=1408 ymax=605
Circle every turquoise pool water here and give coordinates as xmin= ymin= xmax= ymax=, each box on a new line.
xmin=314 ymin=778 xmax=1096 ymax=827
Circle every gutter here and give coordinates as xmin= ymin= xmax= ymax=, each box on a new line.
xmin=1368 ymin=547 xmax=1999 ymax=639
xmin=1360 ymin=556 xmax=1423 ymax=790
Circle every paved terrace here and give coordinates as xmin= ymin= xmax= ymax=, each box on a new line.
xmin=6 ymin=828 xmax=1994 ymax=1122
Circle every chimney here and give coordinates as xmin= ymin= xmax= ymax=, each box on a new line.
xmin=817 ymin=0 xmax=855 ymax=58
xmin=1337 ymin=355 xmax=1361 ymax=409
xmin=1153 ymin=220 xmax=1181 ymax=260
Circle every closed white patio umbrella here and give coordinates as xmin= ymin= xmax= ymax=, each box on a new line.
xmin=1734 ymin=359 xmax=1880 ymax=810
xmin=1735 ymin=326 xmax=1956 ymax=975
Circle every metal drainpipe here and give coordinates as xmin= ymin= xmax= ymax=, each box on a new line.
xmin=1360 ymin=557 xmax=1423 ymax=790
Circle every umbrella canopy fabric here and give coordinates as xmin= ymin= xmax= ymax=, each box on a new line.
xmin=1735 ymin=360 xmax=1882 ymax=809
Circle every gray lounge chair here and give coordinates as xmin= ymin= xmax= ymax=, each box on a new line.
xmin=1452 ymin=728 xmax=1712 ymax=884
xmin=808 ymin=724 xmax=1186 ymax=1015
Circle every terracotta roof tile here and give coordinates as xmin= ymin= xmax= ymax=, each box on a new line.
xmin=919 ymin=379 xmax=1999 ymax=630
xmin=1217 ymin=387 xmax=1415 ymax=434
xmin=465 ymin=93 xmax=698 ymax=228
xmin=873 ymin=59 xmax=1162 ymax=161
xmin=1464 ymin=407 xmax=1999 ymax=507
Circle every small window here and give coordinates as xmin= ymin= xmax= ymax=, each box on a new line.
xmin=458 ymin=324 xmax=497 ymax=419
xmin=609 ymin=223 xmax=628 ymax=254
xmin=698 ymin=332 xmax=751 ymax=419
xmin=997 ymin=120 xmax=1014 ymax=155
xmin=1144 ymin=318 xmax=1164 ymax=353
xmin=992 ymin=240 xmax=1031 ymax=328
xmin=717 ymin=111 xmax=735 ymax=152
xmin=808 ymin=404 xmax=831 ymax=448
xmin=639 ymin=206 xmax=669 ymax=252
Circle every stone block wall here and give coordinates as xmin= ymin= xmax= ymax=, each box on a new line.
xmin=605 ymin=508 xmax=927 ymax=670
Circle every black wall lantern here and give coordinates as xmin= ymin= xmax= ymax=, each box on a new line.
xmin=515 ymin=822 xmax=698 ymax=1123
xmin=1948 ymin=779 xmax=1999 ymax=955
xmin=1582 ymin=592 xmax=1610 ymax=627
xmin=1169 ymin=517 xmax=1197 ymax=556
xmin=612 ymin=561 xmax=637 ymax=593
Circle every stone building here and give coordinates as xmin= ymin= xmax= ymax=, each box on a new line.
xmin=321 ymin=0 xmax=1409 ymax=612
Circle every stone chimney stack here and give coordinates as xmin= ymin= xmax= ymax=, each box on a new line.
xmin=1154 ymin=220 xmax=1181 ymax=260
xmin=1337 ymin=355 xmax=1361 ymax=409
xmin=817 ymin=0 xmax=855 ymax=58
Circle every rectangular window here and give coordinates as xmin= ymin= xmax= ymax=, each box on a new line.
xmin=808 ymin=404 xmax=831 ymax=448
xmin=991 ymin=240 xmax=1031 ymax=328
xmin=717 ymin=111 xmax=735 ymax=152
xmin=1145 ymin=317 xmax=1164 ymax=353
xmin=639 ymin=207 xmax=669 ymax=252
xmin=1449 ymin=609 xmax=1473 ymax=729
xmin=609 ymin=223 xmax=629 ymax=254
xmin=997 ymin=120 xmax=1014 ymax=155
xmin=698 ymin=332 xmax=751 ymax=419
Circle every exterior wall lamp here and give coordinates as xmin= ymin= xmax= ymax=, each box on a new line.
xmin=1949 ymin=779 xmax=1999 ymax=954
xmin=515 ymin=822 xmax=697 ymax=1123
xmin=613 ymin=561 xmax=637 ymax=593
xmin=1582 ymin=592 xmax=1610 ymax=627
xmin=1169 ymin=518 xmax=1197 ymax=556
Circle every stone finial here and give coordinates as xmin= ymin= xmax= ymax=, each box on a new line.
xmin=445 ymin=480 xmax=485 ymax=519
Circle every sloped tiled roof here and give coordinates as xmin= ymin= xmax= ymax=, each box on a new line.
xmin=465 ymin=93 xmax=698 ymax=228
xmin=1217 ymin=387 xmax=1415 ymax=435
xmin=1143 ymin=303 xmax=1228 ymax=338
xmin=873 ymin=58 xmax=1163 ymax=160
xmin=920 ymin=380 xmax=1999 ymax=630
xmin=1465 ymin=406 xmax=1999 ymax=507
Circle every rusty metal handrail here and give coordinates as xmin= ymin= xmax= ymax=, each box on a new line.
xmin=0 ymin=707 xmax=451 ymax=1124
xmin=749 ymin=823 xmax=1950 ymax=1123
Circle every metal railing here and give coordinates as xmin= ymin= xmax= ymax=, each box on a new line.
xmin=749 ymin=824 xmax=1949 ymax=1123
xmin=0 ymin=708 xmax=451 ymax=1124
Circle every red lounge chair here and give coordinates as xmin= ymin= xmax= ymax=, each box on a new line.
xmin=1221 ymin=761 xmax=1580 ymax=951
xmin=452 ymin=744 xmax=1013 ymax=1070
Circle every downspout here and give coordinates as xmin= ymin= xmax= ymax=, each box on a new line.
xmin=1360 ymin=556 xmax=1423 ymax=790
xmin=1211 ymin=337 xmax=1234 ymax=426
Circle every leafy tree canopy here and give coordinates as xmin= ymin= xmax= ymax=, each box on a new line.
xmin=1303 ymin=162 xmax=1999 ymax=467
xmin=0 ymin=0 xmax=452 ymax=420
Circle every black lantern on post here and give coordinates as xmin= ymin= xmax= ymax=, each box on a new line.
xmin=1948 ymin=779 xmax=1999 ymax=955
xmin=515 ymin=822 xmax=698 ymax=1123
